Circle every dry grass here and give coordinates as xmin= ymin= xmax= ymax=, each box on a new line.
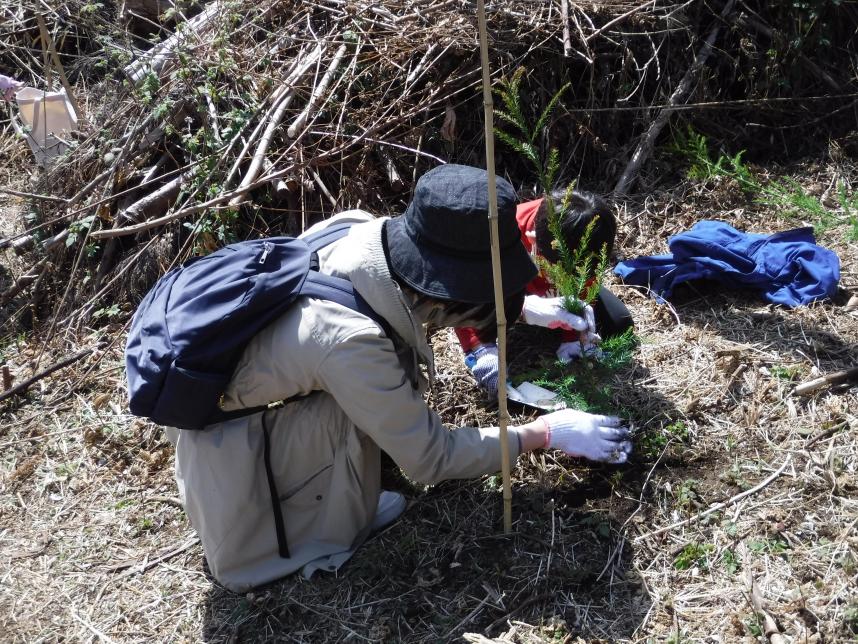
xmin=1 ymin=153 xmax=856 ymax=642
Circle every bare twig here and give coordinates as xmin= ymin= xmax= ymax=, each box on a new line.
xmin=585 ymin=0 xmax=655 ymax=42
xmin=230 ymin=43 xmax=325 ymax=205
xmin=0 ymin=349 xmax=93 ymax=404
xmin=119 ymin=170 xmax=192 ymax=223
xmin=105 ymin=535 xmax=199 ymax=578
xmin=792 ymin=366 xmax=858 ymax=396
xmin=634 ymin=455 xmax=792 ymax=542
xmin=0 ymin=258 xmax=48 ymax=305
xmin=287 ymin=42 xmax=348 ymax=139
xmin=560 ymin=0 xmax=572 ymax=57
xmin=36 ymin=13 xmax=83 ymax=122
xmin=0 ymin=187 xmax=68 ymax=203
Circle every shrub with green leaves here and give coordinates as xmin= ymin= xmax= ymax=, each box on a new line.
xmin=494 ymin=68 xmax=567 ymax=194
xmin=670 ymin=126 xmax=758 ymax=192
xmin=522 ymin=327 xmax=640 ymax=412
xmin=674 ymin=542 xmax=715 ymax=570
xmin=495 ymin=69 xmax=641 ymax=413
xmin=670 ymin=125 xmax=849 ymax=234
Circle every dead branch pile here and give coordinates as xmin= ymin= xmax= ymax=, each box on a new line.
xmin=1 ymin=0 xmax=855 ymax=332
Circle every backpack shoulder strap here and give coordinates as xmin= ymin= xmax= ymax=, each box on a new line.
xmin=301 ymin=221 xmax=354 ymax=252
xmin=298 ymin=221 xmax=393 ymax=337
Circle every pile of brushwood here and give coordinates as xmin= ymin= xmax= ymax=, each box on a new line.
xmin=0 ymin=0 xmax=856 ymax=334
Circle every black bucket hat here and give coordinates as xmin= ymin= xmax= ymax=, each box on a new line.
xmin=385 ymin=164 xmax=537 ymax=304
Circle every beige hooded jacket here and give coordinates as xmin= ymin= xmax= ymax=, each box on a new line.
xmin=168 ymin=211 xmax=520 ymax=592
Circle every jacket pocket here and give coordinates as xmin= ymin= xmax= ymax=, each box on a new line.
xmin=280 ymin=463 xmax=333 ymax=509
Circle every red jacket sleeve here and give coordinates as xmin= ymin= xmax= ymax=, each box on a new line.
xmin=455 ymin=326 xmax=496 ymax=353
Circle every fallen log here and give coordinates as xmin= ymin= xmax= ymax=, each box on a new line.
xmin=119 ymin=170 xmax=191 ymax=223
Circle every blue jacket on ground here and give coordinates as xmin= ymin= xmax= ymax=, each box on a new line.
xmin=614 ymin=221 xmax=840 ymax=307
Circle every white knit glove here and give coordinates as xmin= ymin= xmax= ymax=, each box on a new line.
xmin=556 ymin=334 xmax=603 ymax=363
xmin=0 ymin=74 xmax=23 ymax=102
xmin=522 ymin=295 xmax=595 ymax=333
xmin=464 ymin=344 xmax=499 ymax=397
xmin=541 ymin=409 xmax=631 ymax=463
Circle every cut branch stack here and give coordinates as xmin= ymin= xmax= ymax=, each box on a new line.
xmin=1 ymin=0 xmax=854 ymax=333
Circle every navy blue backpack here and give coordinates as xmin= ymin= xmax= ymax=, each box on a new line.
xmin=126 ymin=222 xmax=386 ymax=431
xmin=126 ymin=222 xmax=389 ymax=558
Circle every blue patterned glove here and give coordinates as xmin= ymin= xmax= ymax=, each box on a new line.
xmin=464 ymin=344 xmax=499 ymax=397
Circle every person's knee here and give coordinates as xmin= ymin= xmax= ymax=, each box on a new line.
xmin=594 ymin=287 xmax=633 ymax=337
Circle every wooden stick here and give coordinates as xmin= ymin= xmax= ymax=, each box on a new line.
xmin=89 ymin=192 xmax=245 ymax=239
xmin=287 ymin=43 xmax=348 ymax=139
xmin=613 ymin=0 xmax=735 ymax=197
xmin=262 ymin=158 xmax=290 ymax=199
xmin=230 ymin=44 xmax=324 ymax=205
xmin=311 ymin=168 xmax=337 ymax=208
xmin=124 ymin=2 xmax=221 ymax=85
xmin=119 ymin=170 xmax=191 ymax=223
xmin=747 ymin=571 xmax=788 ymax=644
xmin=0 ymin=349 xmax=92 ymax=404
xmin=36 ymin=13 xmax=83 ymax=122
xmin=38 ymin=13 xmax=52 ymax=91
xmin=477 ymin=0 xmax=513 ymax=534
xmin=106 ymin=535 xmax=199 ymax=579
xmin=560 ymin=0 xmax=572 ymax=58
xmin=0 ymin=259 xmax=48 ymax=305
xmin=792 ymin=366 xmax=858 ymax=396
xmin=486 ymin=592 xmax=554 ymax=634
xmin=634 ymin=455 xmax=792 ymax=542
xmin=91 ymin=92 xmax=443 ymax=240
xmin=0 ymin=187 xmax=68 ymax=203
xmin=585 ymin=0 xmax=655 ymax=42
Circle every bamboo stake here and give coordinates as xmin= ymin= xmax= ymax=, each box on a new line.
xmin=477 ymin=0 xmax=513 ymax=533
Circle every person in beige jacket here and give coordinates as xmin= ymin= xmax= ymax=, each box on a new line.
xmin=166 ymin=165 xmax=632 ymax=592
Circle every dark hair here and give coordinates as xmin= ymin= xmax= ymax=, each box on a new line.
xmin=533 ymin=189 xmax=616 ymax=264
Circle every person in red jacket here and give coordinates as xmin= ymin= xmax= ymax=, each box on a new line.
xmin=456 ymin=189 xmax=633 ymax=396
